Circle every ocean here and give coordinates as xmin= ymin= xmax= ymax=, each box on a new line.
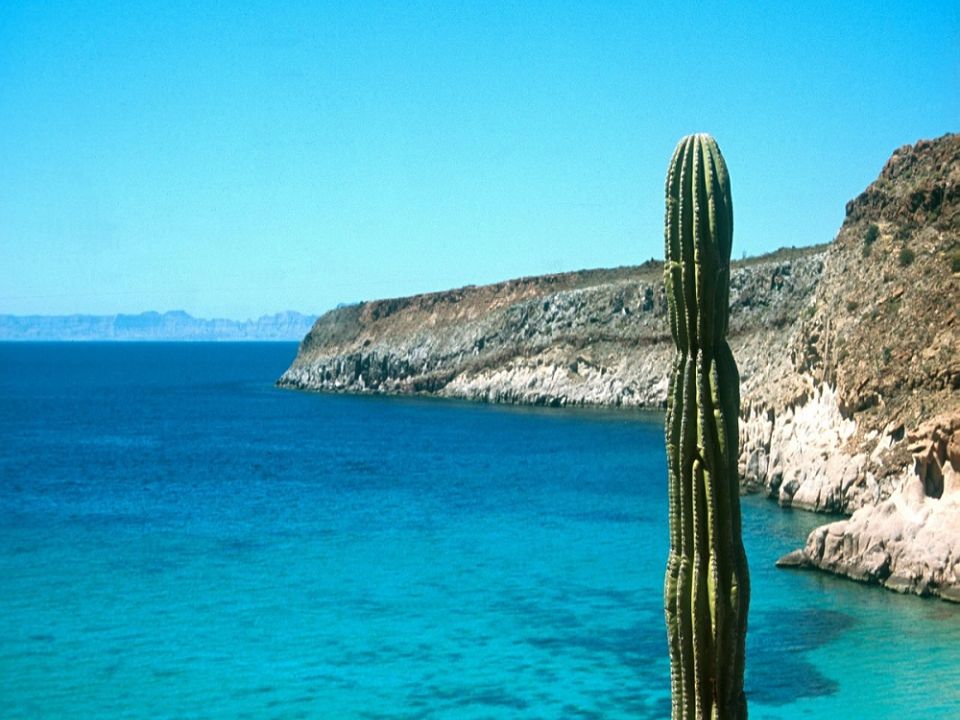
xmin=1 ymin=342 xmax=958 ymax=719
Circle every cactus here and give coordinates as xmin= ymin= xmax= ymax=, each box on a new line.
xmin=663 ymin=134 xmax=749 ymax=720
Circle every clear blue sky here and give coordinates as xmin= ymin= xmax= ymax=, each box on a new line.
xmin=1 ymin=1 xmax=957 ymax=319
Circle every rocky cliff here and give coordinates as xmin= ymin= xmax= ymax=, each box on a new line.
xmin=761 ymin=134 xmax=960 ymax=601
xmin=281 ymin=133 xmax=960 ymax=600
xmin=279 ymin=247 xmax=825 ymax=409
xmin=741 ymin=134 xmax=960 ymax=514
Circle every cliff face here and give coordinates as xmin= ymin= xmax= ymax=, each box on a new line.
xmin=763 ymin=135 xmax=960 ymax=601
xmin=281 ymin=133 xmax=960 ymax=600
xmin=279 ymin=249 xmax=825 ymax=409
xmin=741 ymin=134 xmax=960 ymax=517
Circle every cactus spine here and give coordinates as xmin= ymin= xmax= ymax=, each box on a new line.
xmin=663 ymin=134 xmax=749 ymax=720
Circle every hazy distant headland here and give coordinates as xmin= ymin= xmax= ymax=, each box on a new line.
xmin=0 ymin=310 xmax=317 ymax=341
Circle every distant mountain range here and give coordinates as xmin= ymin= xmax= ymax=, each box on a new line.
xmin=0 ymin=310 xmax=317 ymax=341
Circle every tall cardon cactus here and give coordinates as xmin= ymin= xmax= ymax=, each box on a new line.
xmin=663 ymin=134 xmax=749 ymax=720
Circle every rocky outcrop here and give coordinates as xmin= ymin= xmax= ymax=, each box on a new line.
xmin=739 ymin=382 xmax=876 ymax=513
xmin=760 ymin=134 xmax=960 ymax=601
xmin=736 ymin=135 xmax=960 ymax=519
xmin=778 ymin=414 xmax=960 ymax=602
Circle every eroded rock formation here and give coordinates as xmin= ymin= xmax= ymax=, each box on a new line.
xmin=778 ymin=414 xmax=960 ymax=601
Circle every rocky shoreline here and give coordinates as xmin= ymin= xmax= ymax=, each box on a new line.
xmin=281 ymin=134 xmax=960 ymax=601
xmin=278 ymin=249 xmax=826 ymax=410
xmin=778 ymin=414 xmax=960 ymax=601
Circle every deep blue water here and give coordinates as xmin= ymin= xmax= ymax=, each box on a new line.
xmin=1 ymin=342 xmax=958 ymax=719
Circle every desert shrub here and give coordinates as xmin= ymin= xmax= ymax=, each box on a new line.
xmin=846 ymin=300 xmax=858 ymax=312
xmin=951 ymin=252 xmax=960 ymax=273
xmin=882 ymin=347 xmax=892 ymax=364
xmin=864 ymin=224 xmax=879 ymax=245
xmin=898 ymin=247 xmax=915 ymax=267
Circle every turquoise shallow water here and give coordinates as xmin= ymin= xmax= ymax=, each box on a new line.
xmin=1 ymin=342 xmax=958 ymax=719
